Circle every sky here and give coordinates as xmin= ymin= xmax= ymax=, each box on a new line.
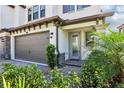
xmin=101 ymin=5 xmax=124 ymax=31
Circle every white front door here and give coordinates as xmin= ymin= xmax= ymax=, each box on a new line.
xmin=69 ymin=32 xmax=81 ymax=60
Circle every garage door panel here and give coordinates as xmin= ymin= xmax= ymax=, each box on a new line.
xmin=15 ymin=32 xmax=49 ymax=63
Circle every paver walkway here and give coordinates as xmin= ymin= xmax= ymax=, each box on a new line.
xmin=0 ymin=60 xmax=81 ymax=75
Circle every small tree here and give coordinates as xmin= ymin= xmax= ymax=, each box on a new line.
xmin=46 ymin=44 xmax=57 ymax=69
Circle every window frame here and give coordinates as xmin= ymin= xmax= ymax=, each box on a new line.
xmin=28 ymin=7 xmax=32 ymax=21
xmin=86 ymin=32 xmax=94 ymax=47
xmin=63 ymin=5 xmax=75 ymax=13
xmin=77 ymin=5 xmax=91 ymax=11
xmin=40 ymin=5 xmax=45 ymax=18
xmin=33 ymin=5 xmax=39 ymax=20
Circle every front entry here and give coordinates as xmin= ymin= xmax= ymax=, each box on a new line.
xmin=69 ymin=32 xmax=81 ymax=60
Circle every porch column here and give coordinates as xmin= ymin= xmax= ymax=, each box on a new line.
xmin=10 ymin=36 xmax=15 ymax=60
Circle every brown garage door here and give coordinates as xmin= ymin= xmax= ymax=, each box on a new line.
xmin=15 ymin=32 xmax=49 ymax=63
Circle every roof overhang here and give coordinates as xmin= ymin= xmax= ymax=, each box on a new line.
xmin=8 ymin=5 xmax=26 ymax=9
xmin=62 ymin=12 xmax=114 ymax=26
xmin=8 ymin=12 xmax=113 ymax=32
xmin=10 ymin=16 xmax=63 ymax=31
xmin=0 ymin=28 xmax=10 ymax=33
xmin=8 ymin=5 xmax=15 ymax=8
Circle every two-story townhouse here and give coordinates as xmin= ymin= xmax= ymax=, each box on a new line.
xmin=0 ymin=5 xmax=113 ymax=66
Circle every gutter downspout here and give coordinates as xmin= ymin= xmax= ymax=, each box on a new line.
xmin=55 ymin=20 xmax=63 ymax=67
xmin=56 ymin=25 xmax=60 ymax=67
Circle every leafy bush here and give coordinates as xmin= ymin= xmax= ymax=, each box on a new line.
xmin=46 ymin=44 xmax=57 ymax=69
xmin=0 ymin=64 xmax=81 ymax=88
xmin=2 ymin=76 xmax=29 ymax=88
xmin=80 ymin=50 xmax=120 ymax=88
xmin=93 ymin=30 xmax=124 ymax=86
xmin=116 ymin=82 xmax=124 ymax=88
xmin=93 ymin=30 xmax=124 ymax=71
xmin=48 ymin=68 xmax=69 ymax=88
xmin=48 ymin=68 xmax=81 ymax=88
xmin=80 ymin=30 xmax=124 ymax=88
xmin=80 ymin=50 xmax=110 ymax=87
xmin=1 ymin=64 xmax=47 ymax=88
xmin=67 ymin=71 xmax=81 ymax=88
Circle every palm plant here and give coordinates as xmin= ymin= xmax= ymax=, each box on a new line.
xmin=91 ymin=29 xmax=124 ymax=75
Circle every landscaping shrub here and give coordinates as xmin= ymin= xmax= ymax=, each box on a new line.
xmin=48 ymin=68 xmax=69 ymax=88
xmin=80 ymin=30 xmax=124 ymax=88
xmin=46 ymin=44 xmax=57 ymax=69
xmin=1 ymin=64 xmax=47 ymax=88
xmin=93 ymin=30 xmax=124 ymax=86
xmin=80 ymin=50 xmax=110 ymax=88
xmin=48 ymin=68 xmax=81 ymax=88
xmin=0 ymin=64 xmax=81 ymax=88
xmin=67 ymin=71 xmax=81 ymax=88
xmin=2 ymin=76 xmax=29 ymax=88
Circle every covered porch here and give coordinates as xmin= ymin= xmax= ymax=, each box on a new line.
xmin=58 ymin=12 xmax=113 ymax=66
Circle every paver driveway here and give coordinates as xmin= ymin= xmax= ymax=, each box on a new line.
xmin=0 ymin=60 xmax=48 ymax=72
xmin=0 ymin=60 xmax=81 ymax=75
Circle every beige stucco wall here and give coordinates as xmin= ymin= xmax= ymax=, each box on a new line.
xmin=57 ymin=5 xmax=101 ymax=20
xmin=14 ymin=6 xmax=26 ymax=26
xmin=0 ymin=5 xmax=26 ymax=29
xmin=0 ymin=6 xmax=14 ymax=29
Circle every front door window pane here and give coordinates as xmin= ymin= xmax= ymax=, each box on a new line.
xmin=72 ymin=35 xmax=79 ymax=56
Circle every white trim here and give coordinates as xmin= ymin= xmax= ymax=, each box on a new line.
xmin=12 ymin=59 xmax=48 ymax=66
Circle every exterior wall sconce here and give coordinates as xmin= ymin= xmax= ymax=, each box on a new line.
xmin=50 ymin=32 xmax=53 ymax=35
xmin=1 ymin=38 xmax=4 ymax=42
xmin=49 ymin=32 xmax=54 ymax=38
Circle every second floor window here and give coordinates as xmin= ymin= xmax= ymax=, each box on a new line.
xmin=33 ymin=5 xmax=39 ymax=20
xmin=77 ymin=5 xmax=91 ymax=10
xmin=63 ymin=5 xmax=75 ymax=13
xmin=40 ymin=5 xmax=45 ymax=17
xmin=28 ymin=8 xmax=32 ymax=21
